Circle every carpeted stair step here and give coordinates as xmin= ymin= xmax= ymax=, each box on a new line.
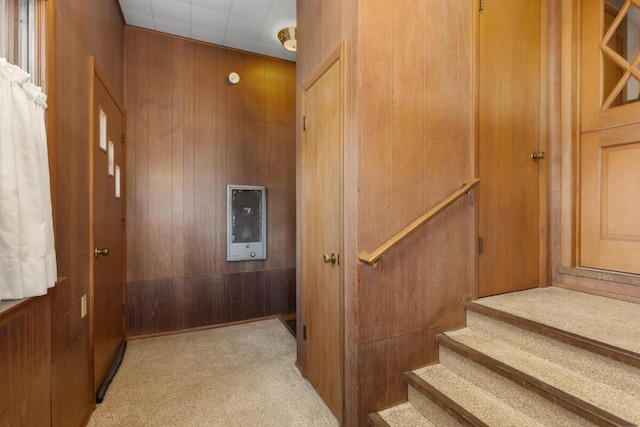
xmin=467 ymin=287 xmax=640 ymax=369
xmin=440 ymin=325 xmax=640 ymax=426
xmin=408 ymin=364 xmax=547 ymax=426
xmin=437 ymin=345 xmax=596 ymax=426
xmin=369 ymin=402 xmax=437 ymax=427
xmin=464 ymin=309 xmax=640 ymax=402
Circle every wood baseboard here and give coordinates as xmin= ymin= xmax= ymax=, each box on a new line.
xmin=127 ymin=314 xmax=283 ymax=341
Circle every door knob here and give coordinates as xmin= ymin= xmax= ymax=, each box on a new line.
xmin=531 ymin=151 xmax=545 ymax=162
xmin=94 ymin=248 xmax=110 ymax=257
xmin=323 ymin=253 xmax=339 ymax=265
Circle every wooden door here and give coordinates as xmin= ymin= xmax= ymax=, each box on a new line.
xmin=478 ymin=0 xmax=544 ymax=296
xmin=91 ymin=60 xmax=126 ymax=399
xmin=300 ymin=48 xmax=343 ymax=421
xmin=579 ymin=0 xmax=640 ymax=274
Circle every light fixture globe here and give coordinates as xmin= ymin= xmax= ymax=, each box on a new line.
xmin=277 ymin=26 xmax=297 ymax=52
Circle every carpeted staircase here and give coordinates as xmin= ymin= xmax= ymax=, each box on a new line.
xmin=369 ymin=286 xmax=640 ymax=426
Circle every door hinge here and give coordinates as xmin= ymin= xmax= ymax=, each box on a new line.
xmin=121 ymin=217 xmax=126 ymax=229
xmin=303 ymin=325 xmax=307 ymax=340
xmin=302 ymin=116 xmax=306 ymax=131
xmin=478 ymin=237 xmax=484 ymax=254
xmin=121 ymin=134 xmax=126 ymax=146
xmin=479 ymin=0 xmax=484 ymax=11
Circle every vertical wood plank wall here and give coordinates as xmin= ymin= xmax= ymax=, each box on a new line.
xmin=297 ymin=1 xmax=474 ymax=425
xmin=51 ymin=0 xmax=124 ymax=425
xmin=124 ymin=27 xmax=297 ymax=336
xmin=355 ymin=1 xmax=475 ymax=422
xmin=0 ymin=298 xmax=51 ymax=426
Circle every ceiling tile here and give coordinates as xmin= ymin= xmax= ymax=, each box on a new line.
xmin=151 ymin=0 xmax=191 ymax=24
xmin=123 ymin=11 xmax=156 ymax=28
xmin=223 ymin=34 xmax=256 ymax=52
xmin=191 ymin=0 xmax=232 ymax=14
xmin=191 ymin=7 xmax=228 ymax=31
xmin=226 ymin=16 xmax=262 ymax=40
xmin=254 ymin=42 xmax=295 ymax=61
xmin=154 ymin=17 xmax=191 ymax=38
xmin=119 ymin=0 xmax=153 ymax=15
xmin=271 ymin=0 xmax=295 ymax=13
xmin=230 ymin=0 xmax=272 ymax=23
xmin=118 ymin=0 xmax=296 ymax=62
xmin=191 ymin=27 xmax=226 ymax=45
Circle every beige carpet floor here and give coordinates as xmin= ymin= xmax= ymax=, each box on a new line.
xmin=88 ymin=319 xmax=339 ymax=427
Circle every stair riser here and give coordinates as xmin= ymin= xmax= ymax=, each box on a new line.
xmin=407 ymin=385 xmax=463 ymax=427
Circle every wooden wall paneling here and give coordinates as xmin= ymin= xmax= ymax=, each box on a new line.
xmin=124 ymin=27 xmax=137 ymax=283
xmin=51 ymin=328 xmax=91 ymax=427
xmin=321 ymin=0 xmax=342 ymax=67
xmin=192 ymin=43 xmax=218 ymax=277
xmin=388 ymin=0 xmax=429 ymax=341
xmin=243 ymin=270 xmax=266 ymax=320
xmin=124 ymin=27 xmax=296 ymax=334
xmin=147 ymin=32 xmax=175 ymax=281
xmin=131 ymin=30 xmax=150 ymax=282
xmin=226 ymin=272 xmax=243 ymax=323
xmin=224 ymin=51 xmax=249 ymax=276
xmin=213 ymin=49 xmax=229 ymax=277
xmin=90 ymin=0 xmax=124 ymax=98
xmin=171 ymin=37 xmax=186 ymax=280
xmin=0 ymin=297 xmax=51 ymax=426
xmin=182 ymin=41 xmax=197 ymax=279
xmin=548 ymin=0 xmax=563 ymax=280
xmin=296 ymin=0 xmax=320 ymax=81
xmin=52 ymin=0 xmax=123 ymax=423
xmin=186 ymin=275 xmax=227 ymax=327
xmin=297 ymin=0 xmax=474 ymax=423
xmin=389 ymin=0 xmax=426 ymax=232
xmin=342 ymin=5 xmax=360 ymax=425
xmin=265 ymin=268 xmax=294 ymax=314
xmin=357 ymin=0 xmax=393 ymax=255
xmin=559 ymin=0 xmax=580 ymax=269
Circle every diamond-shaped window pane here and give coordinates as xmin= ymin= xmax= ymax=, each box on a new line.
xmin=602 ymin=1 xmax=640 ymax=107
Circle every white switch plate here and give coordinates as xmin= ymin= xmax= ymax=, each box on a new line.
xmin=81 ymin=294 xmax=87 ymax=318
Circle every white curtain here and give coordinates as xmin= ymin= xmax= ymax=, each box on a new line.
xmin=0 ymin=57 xmax=56 ymax=302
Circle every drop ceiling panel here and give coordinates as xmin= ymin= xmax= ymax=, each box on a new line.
xmin=118 ymin=0 xmax=296 ymax=62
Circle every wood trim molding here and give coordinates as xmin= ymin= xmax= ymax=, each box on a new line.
xmin=127 ymin=314 xmax=283 ymax=341
xmin=554 ymin=266 xmax=640 ymax=303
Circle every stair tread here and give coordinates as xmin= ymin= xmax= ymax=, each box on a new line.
xmin=437 ymin=346 xmax=596 ymax=426
xmin=465 ymin=309 xmax=640 ymax=400
xmin=474 ymin=287 xmax=640 ymax=355
xmin=414 ymin=364 xmax=546 ymax=427
xmin=377 ymin=402 xmax=437 ymax=427
xmin=445 ymin=326 xmax=640 ymax=424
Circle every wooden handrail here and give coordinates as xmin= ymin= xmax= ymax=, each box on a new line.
xmin=358 ymin=178 xmax=480 ymax=267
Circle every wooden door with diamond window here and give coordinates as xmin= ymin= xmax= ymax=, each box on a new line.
xmin=580 ymin=0 xmax=640 ymax=274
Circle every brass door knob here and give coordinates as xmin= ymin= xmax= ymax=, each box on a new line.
xmin=94 ymin=248 xmax=110 ymax=257
xmin=531 ymin=151 xmax=545 ymax=162
xmin=323 ymin=253 xmax=339 ymax=265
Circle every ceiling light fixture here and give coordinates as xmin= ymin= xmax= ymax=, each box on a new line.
xmin=277 ymin=26 xmax=297 ymax=52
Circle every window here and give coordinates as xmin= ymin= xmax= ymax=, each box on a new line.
xmin=0 ymin=0 xmax=45 ymax=85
